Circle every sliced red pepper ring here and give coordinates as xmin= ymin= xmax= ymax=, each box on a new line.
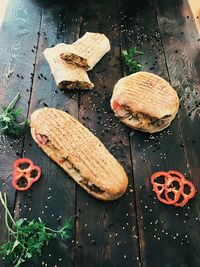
xmin=26 ymin=166 xmax=41 ymax=182
xmin=167 ymin=170 xmax=196 ymax=207
xmin=151 ymin=171 xmax=183 ymax=205
xmin=13 ymin=158 xmax=33 ymax=172
xmin=164 ymin=174 xmax=184 ymax=204
xmin=12 ymin=158 xmax=42 ymax=191
xmin=151 ymin=170 xmax=195 ymax=207
xmin=167 ymin=170 xmax=185 ymax=181
xmin=112 ymin=100 xmax=120 ymax=111
xmin=12 ymin=174 xmax=33 ymax=191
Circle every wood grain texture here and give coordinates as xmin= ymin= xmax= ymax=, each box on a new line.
xmin=0 ymin=0 xmax=41 ymax=266
xmin=154 ymin=1 xmax=200 ymax=265
xmin=12 ymin=0 xmax=82 ymax=266
xmin=74 ymin=0 xmax=141 ymax=266
xmin=0 ymin=0 xmax=200 ymax=266
xmin=119 ymin=0 xmax=200 ymax=266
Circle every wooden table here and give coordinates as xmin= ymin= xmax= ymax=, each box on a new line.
xmin=0 ymin=0 xmax=200 ymax=266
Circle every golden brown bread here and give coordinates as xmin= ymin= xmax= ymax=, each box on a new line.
xmin=43 ymin=44 xmax=94 ymax=90
xmin=110 ymin=72 xmax=179 ymax=133
xmin=60 ymin=32 xmax=110 ymax=70
xmin=30 ymin=108 xmax=128 ymax=201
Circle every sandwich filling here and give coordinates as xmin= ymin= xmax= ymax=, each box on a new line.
xmin=60 ymin=52 xmax=89 ymax=69
xmin=59 ymin=80 xmax=93 ymax=89
xmin=112 ymin=100 xmax=172 ymax=131
xmin=33 ymin=130 xmax=105 ymax=195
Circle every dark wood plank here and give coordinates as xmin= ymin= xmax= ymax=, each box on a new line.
xmin=118 ymin=0 xmax=200 ymax=266
xmin=13 ymin=0 xmax=82 ymax=266
xmin=155 ymin=0 xmax=200 ymax=197
xmin=74 ymin=1 xmax=141 ymax=266
xmin=0 ymin=0 xmax=42 ymax=265
xmin=154 ymin=1 xmax=200 ymax=264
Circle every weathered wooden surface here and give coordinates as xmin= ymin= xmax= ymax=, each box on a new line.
xmin=14 ymin=0 xmax=81 ymax=266
xmin=74 ymin=1 xmax=140 ymax=266
xmin=0 ymin=0 xmax=199 ymax=266
xmin=119 ymin=0 xmax=200 ymax=266
xmin=0 ymin=0 xmax=41 ymax=266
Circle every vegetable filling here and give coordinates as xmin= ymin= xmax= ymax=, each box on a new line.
xmin=35 ymin=133 xmax=105 ymax=195
xmin=80 ymin=178 xmax=105 ymax=194
xmin=61 ymin=53 xmax=88 ymax=68
xmin=113 ymin=100 xmax=172 ymax=129
xmin=60 ymin=80 xmax=91 ymax=89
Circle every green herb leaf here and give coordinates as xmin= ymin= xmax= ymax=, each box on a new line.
xmin=122 ymin=47 xmax=144 ymax=73
xmin=0 ymin=192 xmax=73 ymax=267
xmin=15 ymin=218 xmax=25 ymax=228
xmin=0 ymin=93 xmax=28 ymax=136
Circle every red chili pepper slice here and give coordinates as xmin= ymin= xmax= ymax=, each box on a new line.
xmin=12 ymin=158 xmax=42 ymax=191
xmin=151 ymin=170 xmax=195 ymax=207
xmin=112 ymin=100 xmax=120 ymax=110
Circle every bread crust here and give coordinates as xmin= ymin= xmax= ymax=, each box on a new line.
xmin=43 ymin=44 xmax=94 ymax=90
xmin=111 ymin=72 xmax=179 ymax=133
xmin=60 ymin=32 xmax=111 ymax=70
xmin=30 ymin=108 xmax=128 ymax=201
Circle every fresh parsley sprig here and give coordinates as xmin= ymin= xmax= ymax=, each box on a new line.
xmin=0 ymin=93 xmax=28 ymax=136
xmin=122 ymin=47 xmax=144 ymax=73
xmin=0 ymin=192 xmax=72 ymax=267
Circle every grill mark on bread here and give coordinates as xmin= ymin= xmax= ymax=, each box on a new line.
xmin=112 ymin=72 xmax=179 ymax=117
xmin=45 ymin=126 xmax=100 ymax=183
xmin=60 ymin=33 xmax=110 ymax=70
xmin=111 ymin=72 xmax=179 ymax=133
xmin=30 ymin=108 xmax=128 ymax=200
xmin=43 ymin=44 xmax=93 ymax=89
xmin=40 ymin=110 xmax=123 ymax=189
xmin=123 ymin=80 xmax=175 ymax=107
xmin=72 ymin=34 xmax=107 ymax=58
xmin=33 ymin=136 xmax=106 ymax=195
xmin=34 ymin=123 xmax=101 ymax=186
xmin=56 ymin=112 xmax=120 ymax=185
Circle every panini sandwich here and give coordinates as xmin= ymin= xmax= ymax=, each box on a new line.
xmin=111 ymin=72 xmax=179 ymax=133
xmin=30 ymin=108 xmax=128 ymax=201
xmin=60 ymin=32 xmax=110 ymax=70
xmin=43 ymin=44 xmax=94 ymax=90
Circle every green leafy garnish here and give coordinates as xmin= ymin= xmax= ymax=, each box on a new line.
xmin=122 ymin=47 xmax=144 ymax=73
xmin=0 ymin=192 xmax=72 ymax=266
xmin=0 ymin=93 xmax=28 ymax=136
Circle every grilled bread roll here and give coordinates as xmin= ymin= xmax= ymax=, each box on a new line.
xmin=111 ymin=72 xmax=179 ymax=133
xmin=60 ymin=32 xmax=110 ymax=70
xmin=43 ymin=44 xmax=94 ymax=90
xmin=30 ymin=108 xmax=128 ymax=200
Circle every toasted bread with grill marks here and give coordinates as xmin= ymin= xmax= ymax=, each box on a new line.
xmin=111 ymin=72 xmax=179 ymax=133
xmin=60 ymin=32 xmax=110 ymax=70
xmin=30 ymin=108 xmax=128 ymax=201
xmin=43 ymin=44 xmax=94 ymax=90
